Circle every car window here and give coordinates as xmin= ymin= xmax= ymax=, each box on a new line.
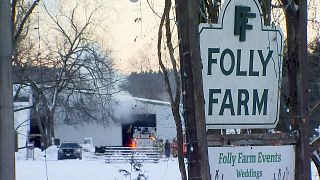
xmin=82 ymin=139 xmax=92 ymax=144
xmin=60 ymin=143 xmax=79 ymax=148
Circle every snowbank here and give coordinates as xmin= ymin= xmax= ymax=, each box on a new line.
xmin=15 ymin=145 xmax=59 ymax=161
xmin=15 ymin=146 xmax=319 ymax=180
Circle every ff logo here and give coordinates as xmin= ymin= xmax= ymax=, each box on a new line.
xmin=234 ymin=6 xmax=256 ymax=42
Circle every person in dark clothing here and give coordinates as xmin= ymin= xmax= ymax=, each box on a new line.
xmin=164 ymin=140 xmax=171 ymax=158
xmin=171 ymin=139 xmax=178 ymax=157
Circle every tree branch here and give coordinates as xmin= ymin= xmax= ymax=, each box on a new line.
xmin=14 ymin=0 xmax=40 ymax=43
xmin=14 ymin=105 xmax=34 ymax=113
xmin=158 ymin=0 xmax=174 ymax=105
xmin=164 ymin=0 xmax=181 ymax=107
xmin=279 ymin=0 xmax=298 ymax=18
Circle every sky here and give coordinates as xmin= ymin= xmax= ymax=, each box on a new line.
xmin=107 ymin=0 xmax=165 ymax=73
xmin=39 ymin=0 xmax=320 ymax=74
xmin=38 ymin=0 xmax=166 ymax=74
xmin=40 ymin=0 xmax=319 ymax=74
xmin=106 ymin=0 xmax=320 ymax=74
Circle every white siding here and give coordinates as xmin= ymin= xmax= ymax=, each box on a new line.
xmin=133 ymin=98 xmax=178 ymax=141
xmin=14 ymin=102 xmax=31 ymax=148
xmin=13 ymin=85 xmax=32 ymax=149
xmin=55 ymin=122 xmax=122 ymax=147
xmin=54 ymin=96 xmax=180 ymax=146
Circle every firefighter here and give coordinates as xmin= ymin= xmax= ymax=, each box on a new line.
xmin=171 ymin=139 xmax=178 ymax=157
xmin=164 ymin=139 xmax=171 ymax=158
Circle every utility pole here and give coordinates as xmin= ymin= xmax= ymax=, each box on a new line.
xmin=0 ymin=0 xmax=15 ymax=180
xmin=188 ymin=0 xmax=210 ymax=179
xmin=295 ymin=0 xmax=310 ymax=179
xmin=284 ymin=0 xmax=310 ymax=179
xmin=176 ymin=0 xmax=210 ymax=179
xmin=175 ymin=0 xmax=201 ymax=178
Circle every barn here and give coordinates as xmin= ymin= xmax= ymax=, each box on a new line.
xmin=13 ymin=85 xmax=32 ymax=150
xmin=54 ymin=95 xmax=180 ymax=148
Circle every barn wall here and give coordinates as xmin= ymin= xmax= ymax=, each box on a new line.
xmin=54 ymin=122 xmax=122 ymax=147
xmin=54 ymin=96 xmax=180 ymax=146
xmin=133 ymin=98 xmax=178 ymax=141
xmin=13 ymin=85 xmax=32 ymax=149
xmin=14 ymin=102 xmax=31 ymax=148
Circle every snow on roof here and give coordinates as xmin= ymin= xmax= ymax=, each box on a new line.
xmin=133 ymin=97 xmax=171 ymax=106
xmin=112 ymin=94 xmax=174 ymax=123
xmin=13 ymin=84 xmax=31 ymax=99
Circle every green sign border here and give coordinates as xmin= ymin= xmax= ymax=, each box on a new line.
xmin=200 ymin=0 xmax=284 ymax=127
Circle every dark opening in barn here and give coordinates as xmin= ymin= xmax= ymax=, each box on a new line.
xmin=122 ymin=114 xmax=156 ymax=147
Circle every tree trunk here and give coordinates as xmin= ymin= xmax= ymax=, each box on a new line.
xmin=175 ymin=0 xmax=203 ymax=178
xmin=188 ymin=0 xmax=211 ymax=179
xmin=176 ymin=0 xmax=211 ymax=179
xmin=283 ymin=0 xmax=311 ymax=179
xmin=47 ymin=109 xmax=55 ymax=146
xmin=172 ymin=106 xmax=187 ymax=180
xmin=35 ymin=114 xmax=48 ymax=149
xmin=157 ymin=1 xmax=187 ymax=179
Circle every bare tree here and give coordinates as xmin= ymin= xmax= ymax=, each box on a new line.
xmin=13 ymin=0 xmax=117 ymax=148
xmin=127 ymin=48 xmax=157 ymax=73
xmin=12 ymin=0 xmax=41 ymax=99
xmin=157 ymin=0 xmax=187 ymax=179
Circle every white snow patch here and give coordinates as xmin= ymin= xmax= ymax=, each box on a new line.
xmin=15 ymin=146 xmax=320 ymax=180
xmin=16 ymin=146 xmax=181 ymax=180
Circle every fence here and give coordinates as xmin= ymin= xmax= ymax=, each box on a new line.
xmin=95 ymin=147 xmax=162 ymax=163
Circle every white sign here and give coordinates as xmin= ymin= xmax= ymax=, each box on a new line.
xmin=208 ymin=146 xmax=295 ymax=180
xmin=200 ymin=0 xmax=284 ymax=129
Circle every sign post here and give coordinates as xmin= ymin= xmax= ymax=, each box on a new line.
xmin=198 ymin=0 xmax=299 ymax=179
xmin=200 ymin=0 xmax=284 ymax=129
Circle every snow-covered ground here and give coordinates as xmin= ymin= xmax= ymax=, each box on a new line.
xmin=15 ymin=146 xmax=181 ymax=180
xmin=15 ymin=146 xmax=320 ymax=180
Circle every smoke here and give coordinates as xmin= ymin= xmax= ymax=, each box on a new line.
xmin=112 ymin=92 xmax=137 ymax=124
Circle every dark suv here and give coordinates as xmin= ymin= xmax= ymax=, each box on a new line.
xmin=58 ymin=142 xmax=82 ymax=160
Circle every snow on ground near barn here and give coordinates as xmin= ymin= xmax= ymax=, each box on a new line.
xmin=15 ymin=146 xmax=319 ymax=180
xmin=15 ymin=146 xmax=181 ymax=180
